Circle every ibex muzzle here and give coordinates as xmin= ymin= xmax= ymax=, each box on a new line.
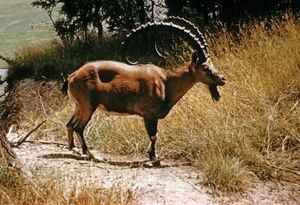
xmin=62 ymin=17 xmax=226 ymax=166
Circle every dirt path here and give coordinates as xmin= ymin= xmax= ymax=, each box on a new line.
xmin=11 ymin=140 xmax=299 ymax=205
xmin=14 ymin=142 xmax=214 ymax=204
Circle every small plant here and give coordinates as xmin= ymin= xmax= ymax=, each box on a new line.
xmin=201 ymin=157 xmax=254 ymax=193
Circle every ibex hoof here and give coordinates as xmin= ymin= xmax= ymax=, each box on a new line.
xmin=83 ymin=151 xmax=95 ymax=161
xmin=149 ymin=155 xmax=161 ymax=167
xmin=70 ymin=147 xmax=80 ymax=155
xmin=151 ymin=159 xmax=161 ymax=167
xmin=144 ymin=158 xmax=161 ymax=168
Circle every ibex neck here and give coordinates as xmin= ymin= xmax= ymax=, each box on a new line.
xmin=164 ymin=64 xmax=196 ymax=109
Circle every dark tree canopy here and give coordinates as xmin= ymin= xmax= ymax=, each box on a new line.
xmin=32 ymin=0 xmax=300 ymax=43
xmin=32 ymin=0 xmax=165 ymax=43
xmin=103 ymin=0 xmax=147 ymax=32
xmin=165 ymin=0 xmax=300 ymax=27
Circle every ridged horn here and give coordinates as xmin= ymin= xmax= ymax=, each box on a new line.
xmin=122 ymin=21 xmax=208 ymax=65
xmin=163 ymin=16 xmax=210 ymax=59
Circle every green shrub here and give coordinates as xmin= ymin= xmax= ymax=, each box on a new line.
xmin=7 ymin=36 xmax=122 ymax=83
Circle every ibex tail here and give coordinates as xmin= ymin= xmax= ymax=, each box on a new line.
xmin=61 ymin=73 xmax=68 ymax=96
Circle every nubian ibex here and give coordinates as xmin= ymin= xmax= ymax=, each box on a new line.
xmin=62 ymin=17 xmax=226 ymax=165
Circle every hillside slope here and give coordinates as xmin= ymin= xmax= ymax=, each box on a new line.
xmin=0 ymin=0 xmax=55 ymax=67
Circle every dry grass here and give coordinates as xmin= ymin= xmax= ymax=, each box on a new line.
xmin=7 ymin=13 xmax=300 ymax=194
xmin=0 ymin=167 xmax=136 ymax=205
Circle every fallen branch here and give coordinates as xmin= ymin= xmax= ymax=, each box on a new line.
xmin=14 ymin=120 xmax=46 ymax=148
xmin=5 ymin=125 xmax=13 ymax=139
xmin=17 ymin=140 xmax=94 ymax=149
xmin=6 ymin=125 xmax=14 ymax=147
xmin=38 ymin=153 xmax=191 ymax=168
xmin=22 ymin=140 xmax=68 ymax=147
xmin=39 ymin=153 xmax=151 ymax=168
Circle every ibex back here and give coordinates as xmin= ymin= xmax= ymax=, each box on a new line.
xmin=62 ymin=18 xmax=226 ymax=166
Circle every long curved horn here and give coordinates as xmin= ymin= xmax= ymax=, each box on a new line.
xmin=163 ymin=16 xmax=210 ymax=59
xmin=122 ymin=21 xmax=208 ymax=65
xmin=154 ymin=38 xmax=166 ymax=59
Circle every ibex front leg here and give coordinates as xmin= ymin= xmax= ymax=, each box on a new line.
xmin=144 ymin=118 xmax=160 ymax=166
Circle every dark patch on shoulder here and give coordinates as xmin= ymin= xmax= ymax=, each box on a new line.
xmin=99 ymin=70 xmax=118 ymax=83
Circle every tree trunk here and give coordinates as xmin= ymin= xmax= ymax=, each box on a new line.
xmin=0 ymin=132 xmax=18 ymax=167
xmin=94 ymin=0 xmax=103 ymax=41
xmin=137 ymin=0 xmax=146 ymax=24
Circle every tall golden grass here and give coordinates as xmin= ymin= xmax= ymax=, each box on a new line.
xmin=0 ymin=167 xmax=136 ymax=205
xmin=6 ymin=13 xmax=300 ymax=193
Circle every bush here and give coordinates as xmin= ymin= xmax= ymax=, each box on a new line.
xmin=7 ymin=36 xmax=122 ymax=84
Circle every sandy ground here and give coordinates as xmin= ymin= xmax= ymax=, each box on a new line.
xmin=10 ymin=138 xmax=299 ymax=205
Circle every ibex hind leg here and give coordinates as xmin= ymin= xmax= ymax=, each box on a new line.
xmin=66 ymin=105 xmax=82 ymax=155
xmin=66 ymin=115 xmax=80 ymax=154
xmin=73 ymin=105 xmax=96 ymax=161
xmin=144 ymin=118 xmax=161 ymax=167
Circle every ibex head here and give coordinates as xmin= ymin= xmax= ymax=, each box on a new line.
xmin=191 ymin=53 xmax=226 ymax=86
xmin=122 ymin=17 xmax=226 ymax=101
xmin=190 ymin=52 xmax=226 ymax=101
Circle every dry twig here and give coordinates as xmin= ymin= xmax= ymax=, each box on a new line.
xmin=39 ymin=153 xmax=191 ymax=168
xmin=14 ymin=120 xmax=46 ymax=148
xmin=22 ymin=140 xmax=68 ymax=147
